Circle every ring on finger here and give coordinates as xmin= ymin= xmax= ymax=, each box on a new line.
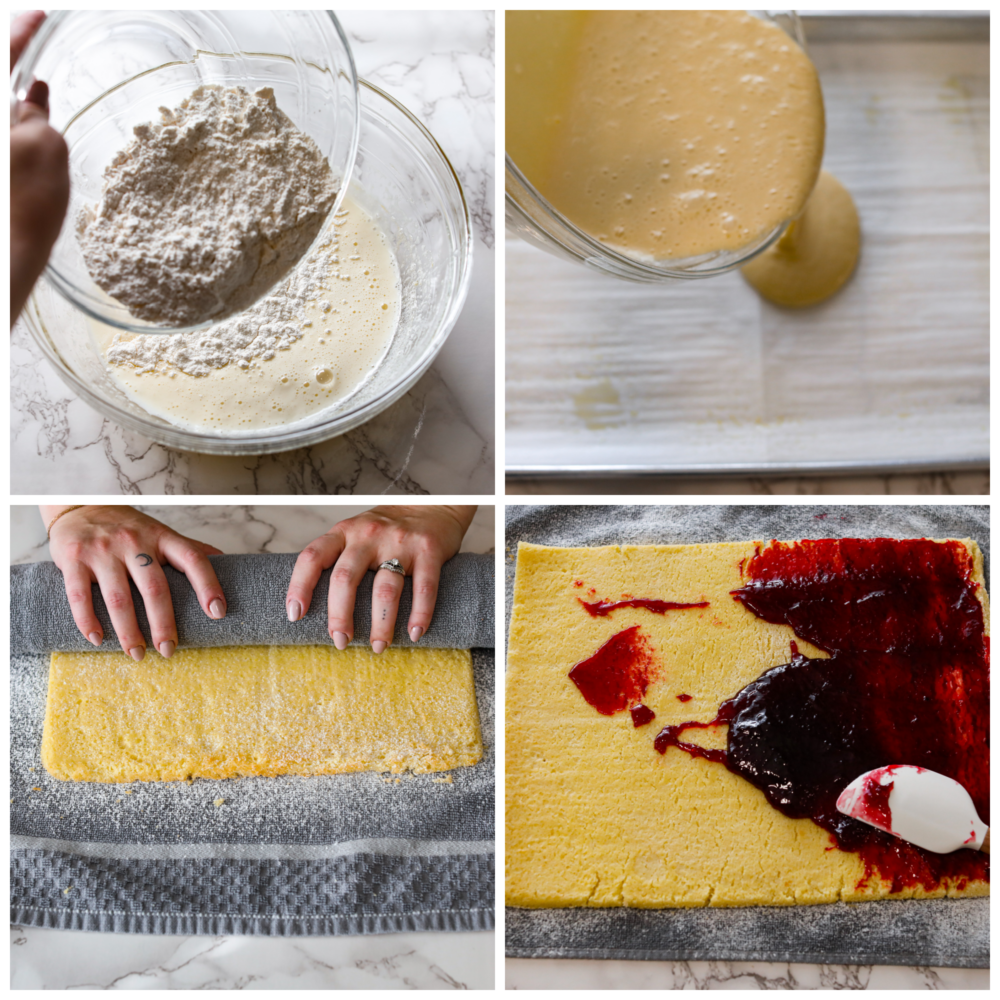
xmin=378 ymin=558 xmax=406 ymax=576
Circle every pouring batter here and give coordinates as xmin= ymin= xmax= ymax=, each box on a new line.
xmin=507 ymin=10 xmax=859 ymax=304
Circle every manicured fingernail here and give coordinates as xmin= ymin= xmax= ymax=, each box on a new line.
xmin=409 ymin=626 xmax=423 ymax=643
xmin=287 ymin=600 xmax=301 ymax=623
xmin=371 ymin=640 xmax=387 ymax=655
xmin=209 ymin=599 xmax=226 ymax=620
xmin=158 ymin=641 xmax=176 ymax=658
xmin=88 ymin=632 xmax=102 ymax=647
xmin=129 ymin=646 xmax=145 ymax=662
xmin=332 ymin=631 xmax=349 ymax=651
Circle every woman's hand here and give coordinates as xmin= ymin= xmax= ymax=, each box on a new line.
xmin=286 ymin=505 xmax=477 ymax=652
xmin=43 ymin=505 xmax=227 ymax=660
xmin=11 ymin=11 xmax=70 ymax=327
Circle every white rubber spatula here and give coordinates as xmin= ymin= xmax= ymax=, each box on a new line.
xmin=836 ymin=765 xmax=989 ymax=854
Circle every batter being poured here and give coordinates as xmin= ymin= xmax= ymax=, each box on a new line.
xmin=507 ymin=10 xmax=859 ymax=304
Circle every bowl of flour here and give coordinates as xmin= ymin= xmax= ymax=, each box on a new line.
xmin=20 ymin=81 xmax=473 ymax=454
xmin=12 ymin=10 xmax=359 ymax=335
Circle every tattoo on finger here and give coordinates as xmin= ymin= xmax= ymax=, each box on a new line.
xmin=136 ymin=553 xmax=154 ymax=567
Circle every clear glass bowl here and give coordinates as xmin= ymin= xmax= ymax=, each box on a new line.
xmin=20 ymin=80 xmax=473 ymax=456
xmin=11 ymin=10 xmax=359 ymax=334
xmin=505 ymin=11 xmax=812 ymax=284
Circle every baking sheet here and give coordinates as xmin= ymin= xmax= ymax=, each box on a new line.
xmin=505 ymin=15 xmax=988 ymax=476
xmin=504 ymin=504 xmax=989 ymax=966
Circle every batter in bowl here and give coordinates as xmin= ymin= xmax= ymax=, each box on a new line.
xmin=507 ymin=10 xmax=859 ymax=304
xmin=90 ymin=197 xmax=400 ymax=434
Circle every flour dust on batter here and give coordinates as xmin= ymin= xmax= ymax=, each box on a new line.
xmin=91 ymin=196 xmax=400 ymax=434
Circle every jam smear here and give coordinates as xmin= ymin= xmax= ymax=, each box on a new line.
xmin=656 ymin=538 xmax=989 ymax=894
xmin=579 ymin=597 xmax=709 ymax=617
xmin=630 ymin=704 xmax=656 ymax=728
xmin=676 ymin=693 xmax=693 ymax=703
xmin=854 ymin=771 xmax=895 ymax=832
xmin=569 ymin=625 xmax=658 ymax=716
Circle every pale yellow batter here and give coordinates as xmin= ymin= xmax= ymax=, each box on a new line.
xmin=90 ymin=199 xmax=400 ymax=434
xmin=43 ymin=645 xmax=482 ymax=782
xmin=742 ymin=170 xmax=860 ymax=306
xmin=506 ymin=540 xmax=988 ymax=908
xmin=506 ymin=10 xmax=825 ymax=261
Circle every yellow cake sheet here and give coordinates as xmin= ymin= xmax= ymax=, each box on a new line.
xmin=43 ymin=644 xmax=482 ymax=782
xmin=505 ymin=539 xmax=989 ymax=908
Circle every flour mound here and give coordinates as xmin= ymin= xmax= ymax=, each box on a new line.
xmin=78 ymin=85 xmax=338 ymax=327
xmin=106 ymin=215 xmax=346 ymax=377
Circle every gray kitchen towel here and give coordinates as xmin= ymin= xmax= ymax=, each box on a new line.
xmin=505 ymin=504 xmax=988 ymax=967
xmin=12 ymin=551 xmax=494 ymax=654
xmin=11 ymin=553 xmax=494 ymax=936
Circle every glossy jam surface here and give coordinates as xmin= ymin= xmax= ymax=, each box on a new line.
xmin=630 ymin=704 xmax=656 ymax=728
xmin=580 ymin=597 xmax=709 ymax=618
xmin=657 ymin=538 xmax=989 ymax=893
xmin=569 ymin=625 xmax=658 ymax=716
xmin=850 ymin=770 xmax=896 ymax=833
xmin=676 ymin=693 xmax=693 ymax=703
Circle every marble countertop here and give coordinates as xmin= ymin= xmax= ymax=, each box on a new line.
xmin=10 ymin=503 xmax=495 ymax=989
xmin=506 ymin=958 xmax=988 ymax=990
xmin=11 ymin=11 xmax=494 ymax=495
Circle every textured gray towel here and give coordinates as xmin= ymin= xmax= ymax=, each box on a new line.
xmin=11 ymin=552 xmax=495 ymax=936
xmin=505 ymin=504 xmax=988 ymax=967
xmin=12 ymin=551 xmax=494 ymax=654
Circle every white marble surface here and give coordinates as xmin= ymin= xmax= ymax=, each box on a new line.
xmin=11 ymin=11 xmax=495 ymax=496
xmin=10 ymin=503 xmax=495 ymax=989
xmin=506 ymin=958 xmax=989 ymax=990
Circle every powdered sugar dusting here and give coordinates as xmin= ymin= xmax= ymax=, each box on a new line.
xmin=13 ymin=650 xmax=493 ymax=848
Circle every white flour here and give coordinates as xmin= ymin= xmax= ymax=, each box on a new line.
xmin=78 ymin=85 xmax=337 ymax=327
xmin=106 ymin=216 xmax=344 ymax=377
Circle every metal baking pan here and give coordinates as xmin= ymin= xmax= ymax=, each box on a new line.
xmin=505 ymin=13 xmax=989 ymax=479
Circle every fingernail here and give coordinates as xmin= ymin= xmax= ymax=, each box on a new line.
xmin=129 ymin=646 xmax=145 ymax=662
xmin=371 ymin=640 xmax=387 ymax=655
xmin=88 ymin=632 xmax=102 ymax=647
xmin=332 ymin=631 xmax=349 ymax=651
xmin=158 ymin=640 xmax=176 ymax=658
xmin=409 ymin=626 xmax=423 ymax=643
xmin=287 ymin=600 xmax=301 ymax=623
xmin=209 ymin=599 xmax=226 ymax=620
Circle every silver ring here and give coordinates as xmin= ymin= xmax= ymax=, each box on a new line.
xmin=378 ymin=558 xmax=405 ymax=576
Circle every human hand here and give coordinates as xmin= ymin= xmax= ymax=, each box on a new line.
xmin=286 ymin=505 xmax=477 ymax=652
xmin=11 ymin=11 xmax=70 ymax=327
xmin=43 ymin=505 xmax=227 ymax=661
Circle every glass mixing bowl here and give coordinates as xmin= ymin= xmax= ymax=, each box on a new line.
xmin=505 ymin=11 xmax=813 ymax=283
xmin=11 ymin=10 xmax=359 ymax=334
xmin=20 ymin=80 xmax=473 ymax=456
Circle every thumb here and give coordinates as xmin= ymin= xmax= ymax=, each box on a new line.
xmin=15 ymin=103 xmax=47 ymax=126
xmin=16 ymin=81 xmax=49 ymax=124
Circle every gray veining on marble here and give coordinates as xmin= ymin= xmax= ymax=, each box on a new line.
xmin=10 ymin=503 xmax=496 ymax=988
xmin=10 ymin=11 xmax=495 ymax=496
xmin=11 ymin=927 xmax=493 ymax=990
xmin=505 ymin=957 xmax=989 ymax=990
